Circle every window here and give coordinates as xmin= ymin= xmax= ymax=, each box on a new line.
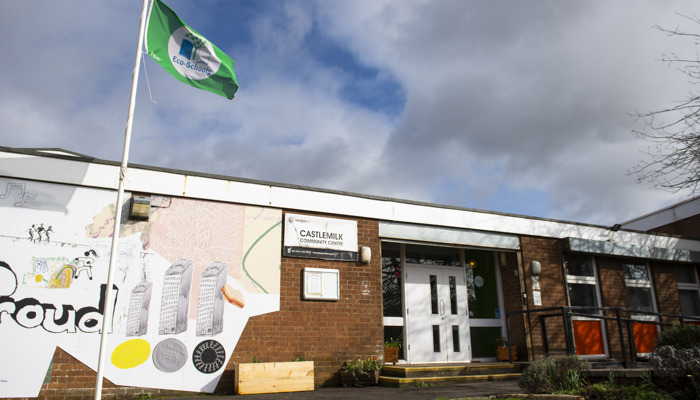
xmin=382 ymin=242 xmax=402 ymax=317
xmin=564 ymin=253 xmax=607 ymax=356
xmin=405 ymin=244 xmax=460 ymax=266
xmin=568 ymin=283 xmax=599 ymax=310
xmin=675 ymin=265 xmax=700 ymax=317
xmin=566 ymin=254 xmax=595 ymax=277
xmin=565 ymin=254 xmax=600 ymax=315
xmin=623 ymin=263 xmax=655 ymax=313
xmin=625 ymin=263 xmax=659 ymax=355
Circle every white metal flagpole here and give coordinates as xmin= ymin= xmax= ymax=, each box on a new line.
xmin=93 ymin=0 xmax=151 ymax=399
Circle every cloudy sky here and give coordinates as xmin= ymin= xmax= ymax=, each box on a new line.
xmin=2 ymin=1 xmax=698 ymax=226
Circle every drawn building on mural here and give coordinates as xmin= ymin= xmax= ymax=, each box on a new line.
xmin=196 ymin=262 xmax=228 ymax=336
xmin=126 ymin=282 xmax=153 ymax=336
xmin=158 ymin=260 xmax=193 ymax=335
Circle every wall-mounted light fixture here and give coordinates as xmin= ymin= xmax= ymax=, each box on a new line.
xmin=360 ymin=246 xmax=371 ymax=264
xmin=530 ymin=260 xmax=541 ymax=276
xmin=129 ymin=194 xmax=151 ymax=221
xmin=468 ymin=259 xmax=477 ymax=268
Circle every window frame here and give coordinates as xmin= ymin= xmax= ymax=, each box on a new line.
xmin=623 ymin=262 xmax=658 ymax=321
xmin=565 ymin=254 xmax=603 ymax=319
xmin=676 ymin=265 xmax=700 ymax=317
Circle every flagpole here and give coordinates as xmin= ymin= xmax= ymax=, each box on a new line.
xmin=93 ymin=0 xmax=151 ymax=399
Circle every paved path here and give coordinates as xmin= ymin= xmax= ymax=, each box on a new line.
xmin=163 ymin=379 xmax=522 ymax=400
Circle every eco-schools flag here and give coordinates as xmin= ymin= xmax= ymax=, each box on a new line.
xmin=145 ymin=0 xmax=238 ymax=99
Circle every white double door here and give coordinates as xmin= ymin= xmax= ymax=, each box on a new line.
xmin=405 ymin=265 xmax=471 ymax=363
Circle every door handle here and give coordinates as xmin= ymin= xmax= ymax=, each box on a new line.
xmin=440 ymin=299 xmax=445 ymax=315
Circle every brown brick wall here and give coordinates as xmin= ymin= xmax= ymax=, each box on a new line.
xmin=651 ymin=214 xmax=700 ymax=240
xmin=596 ymin=257 xmax=628 ymax=360
xmin=519 ymin=236 xmax=568 ymax=359
xmin=223 ymin=213 xmax=383 ymax=389
xmin=651 ymin=262 xmax=682 ymax=325
xmin=499 ymin=251 xmax=527 ymax=360
xmin=33 ymin=347 xmax=191 ymax=400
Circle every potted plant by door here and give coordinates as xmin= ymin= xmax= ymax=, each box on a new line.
xmin=383 ymin=337 xmax=401 ymax=365
xmin=495 ymin=337 xmax=517 ymax=361
xmin=340 ymin=357 xmax=382 ymax=387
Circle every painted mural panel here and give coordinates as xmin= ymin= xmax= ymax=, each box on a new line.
xmin=0 ymin=178 xmax=282 ymax=397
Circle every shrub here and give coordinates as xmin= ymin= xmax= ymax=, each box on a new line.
xmin=656 ymin=324 xmax=700 ymax=349
xmin=518 ymin=357 xmax=554 ymax=393
xmin=518 ymin=355 xmax=589 ymax=394
xmin=575 ymin=382 xmax=674 ymax=400
xmin=651 ymin=345 xmax=700 ymax=398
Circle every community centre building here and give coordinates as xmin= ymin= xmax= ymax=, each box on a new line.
xmin=1 ymin=146 xmax=700 ymax=399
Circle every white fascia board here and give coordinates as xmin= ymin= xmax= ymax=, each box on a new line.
xmin=4 ymin=149 xmax=700 ymax=254
xmin=622 ymin=211 xmax=675 ymax=231
xmin=565 ymin=237 xmax=700 ymax=263
xmin=268 ymin=186 xmax=394 ymax=219
xmin=182 ymin=175 xmax=271 ymax=205
xmin=0 ymin=152 xmax=118 ymax=189
xmin=82 ymin=164 xmax=119 ymax=188
xmin=379 ymin=221 xmax=521 ymax=250
xmin=622 ymin=198 xmax=700 ymax=231
xmin=122 ymin=168 xmax=186 ymax=196
xmin=390 ymin=201 xmax=602 ymax=240
xmin=675 ymin=199 xmax=700 ymax=220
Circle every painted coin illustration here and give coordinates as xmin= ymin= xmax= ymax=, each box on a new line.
xmin=111 ymin=339 xmax=151 ymax=369
xmin=192 ymin=339 xmax=225 ymax=374
xmin=153 ymin=338 xmax=188 ymax=373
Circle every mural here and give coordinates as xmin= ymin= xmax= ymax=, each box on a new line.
xmin=0 ymin=178 xmax=282 ymax=397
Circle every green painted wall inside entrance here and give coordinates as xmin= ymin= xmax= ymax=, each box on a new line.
xmin=470 ymin=327 xmax=502 ymax=358
xmin=466 ymin=250 xmax=499 ymax=319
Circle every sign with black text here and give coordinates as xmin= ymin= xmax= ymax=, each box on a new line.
xmin=284 ymin=214 xmax=358 ymax=261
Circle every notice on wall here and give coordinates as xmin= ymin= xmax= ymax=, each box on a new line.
xmin=284 ymin=214 xmax=358 ymax=261
xmin=533 ymin=290 xmax=542 ymax=306
xmin=303 ymin=268 xmax=339 ymax=301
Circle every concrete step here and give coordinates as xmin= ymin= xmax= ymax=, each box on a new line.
xmin=380 ymin=363 xmax=522 ymax=388
xmin=382 ymin=363 xmax=521 ymax=378
xmin=380 ymin=372 xmax=521 ymax=388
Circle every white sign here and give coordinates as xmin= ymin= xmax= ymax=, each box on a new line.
xmin=284 ymin=214 xmax=358 ymax=261
xmin=533 ymin=290 xmax=542 ymax=306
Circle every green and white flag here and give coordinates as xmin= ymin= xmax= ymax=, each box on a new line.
xmin=145 ymin=0 xmax=238 ymax=99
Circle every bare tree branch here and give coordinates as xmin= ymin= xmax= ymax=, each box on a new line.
xmin=630 ymin=14 xmax=700 ymax=195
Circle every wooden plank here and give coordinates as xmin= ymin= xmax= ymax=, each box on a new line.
xmin=235 ymin=361 xmax=314 ymax=395
xmin=237 ymin=361 xmax=313 ymax=379
xmin=236 ymin=376 xmax=314 ymax=394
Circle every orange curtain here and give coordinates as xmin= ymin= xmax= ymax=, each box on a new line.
xmin=633 ymin=322 xmax=658 ymax=354
xmin=573 ymin=320 xmax=605 ymax=355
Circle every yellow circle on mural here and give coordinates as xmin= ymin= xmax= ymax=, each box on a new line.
xmin=111 ymin=339 xmax=151 ymax=369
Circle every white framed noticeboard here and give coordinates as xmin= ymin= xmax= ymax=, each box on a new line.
xmin=303 ymin=267 xmax=339 ymax=301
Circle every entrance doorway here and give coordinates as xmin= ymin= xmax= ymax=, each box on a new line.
xmin=381 ymin=242 xmax=511 ymax=364
xmin=405 ymin=265 xmax=471 ymax=363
